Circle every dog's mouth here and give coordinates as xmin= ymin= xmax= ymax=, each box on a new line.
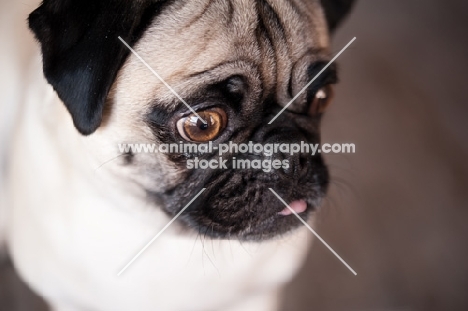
xmin=181 ymin=193 xmax=322 ymax=241
xmin=159 ymin=161 xmax=329 ymax=240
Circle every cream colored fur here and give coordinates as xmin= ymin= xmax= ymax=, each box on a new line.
xmin=2 ymin=1 xmax=330 ymax=310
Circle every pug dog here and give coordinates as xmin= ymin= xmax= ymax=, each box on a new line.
xmin=1 ymin=0 xmax=355 ymax=310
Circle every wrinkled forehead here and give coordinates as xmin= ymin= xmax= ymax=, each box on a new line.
xmin=114 ymin=0 xmax=329 ymax=106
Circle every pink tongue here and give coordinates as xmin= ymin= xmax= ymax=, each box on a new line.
xmin=279 ymin=200 xmax=307 ymax=216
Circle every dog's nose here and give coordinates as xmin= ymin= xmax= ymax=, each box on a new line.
xmin=254 ymin=126 xmax=310 ymax=178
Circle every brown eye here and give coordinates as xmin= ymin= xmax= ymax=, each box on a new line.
xmin=309 ymin=85 xmax=334 ymax=115
xmin=176 ymin=108 xmax=228 ymax=142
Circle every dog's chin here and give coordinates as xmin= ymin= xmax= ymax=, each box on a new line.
xmin=149 ymin=165 xmax=329 ymax=241
xmin=183 ymin=197 xmax=320 ymax=241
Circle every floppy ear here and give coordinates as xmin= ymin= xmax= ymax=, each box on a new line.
xmin=28 ymin=0 xmax=164 ymax=135
xmin=320 ymin=0 xmax=356 ymax=33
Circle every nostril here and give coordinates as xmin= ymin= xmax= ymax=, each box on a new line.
xmin=299 ymin=156 xmax=308 ymax=170
xmin=268 ymin=148 xmax=310 ymax=177
xmin=278 ymin=153 xmax=307 ymax=177
xmin=299 ymin=156 xmax=310 ymax=177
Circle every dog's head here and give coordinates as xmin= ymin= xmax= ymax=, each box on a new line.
xmin=29 ymin=0 xmax=355 ymax=240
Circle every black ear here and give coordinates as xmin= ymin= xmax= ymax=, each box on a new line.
xmin=320 ymin=0 xmax=356 ymax=33
xmin=28 ymin=0 xmax=165 ymax=135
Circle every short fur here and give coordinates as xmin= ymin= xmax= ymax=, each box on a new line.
xmin=1 ymin=0 xmax=354 ymax=310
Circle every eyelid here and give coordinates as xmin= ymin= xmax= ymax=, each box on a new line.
xmin=307 ymin=62 xmax=338 ymax=85
xmin=177 ymin=103 xmax=220 ymax=119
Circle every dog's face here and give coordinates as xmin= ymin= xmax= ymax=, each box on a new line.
xmin=29 ymin=0 xmax=354 ymax=240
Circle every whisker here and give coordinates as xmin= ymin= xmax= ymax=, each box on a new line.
xmin=201 ymin=223 xmax=220 ymax=276
xmin=94 ymin=153 xmax=126 ymax=173
xmin=185 ymin=232 xmax=201 ymax=268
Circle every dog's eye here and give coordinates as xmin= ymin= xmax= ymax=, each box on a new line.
xmin=177 ymin=108 xmax=228 ymax=142
xmin=309 ymin=85 xmax=334 ymax=115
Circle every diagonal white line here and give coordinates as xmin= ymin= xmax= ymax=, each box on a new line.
xmin=117 ymin=188 xmax=207 ymax=276
xmin=268 ymin=188 xmax=357 ymax=276
xmin=268 ymin=37 xmax=356 ymax=124
xmin=118 ymin=36 xmax=207 ymax=124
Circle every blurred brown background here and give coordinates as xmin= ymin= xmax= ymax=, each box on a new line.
xmin=1 ymin=0 xmax=468 ymax=310
xmin=285 ymin=0 xmax=468 ymax=310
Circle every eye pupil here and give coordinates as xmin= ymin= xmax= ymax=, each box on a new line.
xmin=198 ymin=121 xmax=209 ymax=131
